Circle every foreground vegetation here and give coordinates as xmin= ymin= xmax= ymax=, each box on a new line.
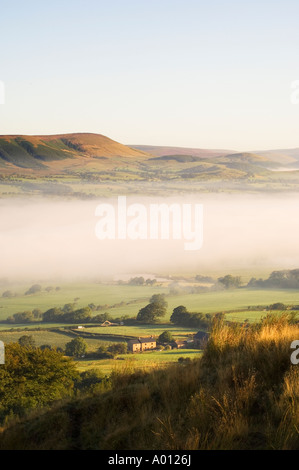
xmin=0 ymin=313 xmax=298 ymax=450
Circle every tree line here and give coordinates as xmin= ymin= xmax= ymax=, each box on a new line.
xmin=5 ymin=304 xmax=127 ymax=325
xmin=4 ymin=293 xmax=214 ymax=329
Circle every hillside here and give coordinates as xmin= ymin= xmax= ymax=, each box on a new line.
xmin=257 ymin=148 xmax=299 ymax=164
xmin=0 ymin=133 xmax=150 ymax=175
xmin=0 ymin=315 xmax=298 ymax=450
xmin=1 ymin=133 xmax=299 ymax=196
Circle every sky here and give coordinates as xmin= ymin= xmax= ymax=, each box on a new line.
xmin=1 ymin=0 xmax=299 ymax=150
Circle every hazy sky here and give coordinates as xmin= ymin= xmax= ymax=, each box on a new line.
xmin=1 ymin=0 xmax=299 ymax=150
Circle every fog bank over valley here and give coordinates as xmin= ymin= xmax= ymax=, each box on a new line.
xmin=1 ymin=193 xmax=299 ymax=282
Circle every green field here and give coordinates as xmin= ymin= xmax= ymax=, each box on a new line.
xmin=1 ymin=282 xmax=299 ymax=324
xmin=0 ymin=322 xmax=90 ymax=331
xmin=75 ymin=349 xmax=202 ymax=375
xmin=86 ymin=324 xmax=197 ymax=338
xmin=0 ymin=329 xmax=109 ymax=352
xmin=224 ymin=310 xmax=267 ymax=323
xmin=165 ymin=289 xmax=299 ymax=315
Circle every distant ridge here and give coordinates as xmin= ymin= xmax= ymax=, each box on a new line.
xmin=0 ymin=133 xmax=298 ymax=180
xmin=130 ymin=144 xmax=236 ymax=158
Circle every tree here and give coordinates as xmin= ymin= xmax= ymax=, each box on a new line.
xmin=195 ymin=274 xmax=215 ymax=283
xmin=107 ymin=343 xmax=128 ymax=356
xmin=137 ymin=294 xmax=168 ymax=323
xmin=18 ymin=335 xmax=36 ymax=348
xmin=0 ymin=343 xmax=78 ymax=422
xmin=268 ymin=302 xmax=287 ymax=311
xmin=150 ymin=294 xmax=168 ymax=309
xmin=62 ymin=303 xmax=76 ymax=313
xmin=170 ymin=305 xmax=212 ymax=329
xmin=137 ymin=303 xmax=164 ymax=323
xmin=32 ymin=308 xmax=43 ymax=320
xmin=158 ymin=331 xmax=173 ymax=344
xmin=170 ymin=305 xmax=188 ymax=324
xmin=145 ymin=278 xmax=156 ymax=285
xmin=13 ymin=311 xmax=34 ymax=323
xmin=25 ymin=284 xmax=42 ymax=295
xmin=95 ymin=345 xmax=114 ymax=359
xmin=93 ymin=312 xmax=112 ymax=323
xmin=65 ymin=337 xmax=87 ymax=358
xmin=137 ymin=304 xmax=156 ymax=323
xmin=2 ymin=290 xmax=14 ymax=298
xmin=218 ymin=275 xmax=241 ymax=289
xmin=73 ymin=307 xmax=92 ymax=322
xmin=129 ymin=276 xmax=145 ymax=285
xmin=43 ymin=307 xmax=64 ymax=322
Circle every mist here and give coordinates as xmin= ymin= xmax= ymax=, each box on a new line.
xmin=1 ymin=193 xmax=299 ymax=282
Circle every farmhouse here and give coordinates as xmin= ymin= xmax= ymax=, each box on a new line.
xmin=193 ymin=330 xmax=209 ymax=348
xmin=128 ymin=336 xmax=156 ymax=352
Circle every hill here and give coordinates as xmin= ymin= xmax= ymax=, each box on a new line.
xmin=0 ymin=133 xmax=150 ymax=175
xmin=0 ymin=314 xmax=298 ymax=450
xmin=130 ymin=144 xmax=235 ymax=158
xmin=257 ymin=148 xmax=299 ymax=164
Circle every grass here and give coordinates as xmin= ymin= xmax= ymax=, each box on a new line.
xmin=166 ymin=288 xmax=299 ymax=315
xmin=224 ymin=310 xmax=267 ymax=323
xmin=75 ymin=349 xmax=202 ymax=375
xmin=86 ymin=324 xmax=197 ymax=338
